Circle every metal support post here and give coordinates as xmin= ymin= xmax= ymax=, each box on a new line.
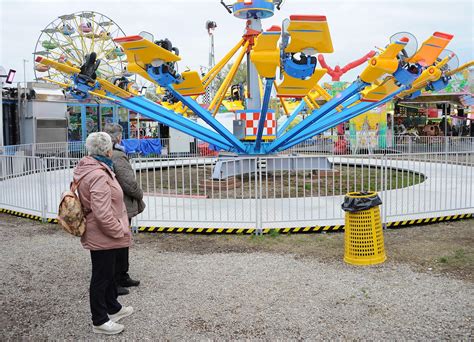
xmin=246 ymin=19 xmax=262 ymax=110
xmin=381 ymin=153 xmax=388 ymax=228
xmin=255 ymin=78 xmax=274 ymax=150
xmin=40 ymin=158 xmax=48 ymax=223
xmin=255 ymin=158 xmax=263 ymax=235
xmin=208 ymin=41 xmax=249 ymax=114
xmin=0 ymin=78 xmax=3 ymax=147
xmin=202 ymin=39 xmax=245 ymax=88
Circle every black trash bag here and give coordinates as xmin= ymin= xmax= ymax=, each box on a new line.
xmin=341 ymin=192 xmax=382 ymax=212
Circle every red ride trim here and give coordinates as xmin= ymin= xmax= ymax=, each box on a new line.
xmin=267 ymin=25 xmax=281 ymax=32
xmin=289 ymin=15 xmax=327 ymax=21
xmin=399 ymin=37 xmax=409 ymax=43
xmin=114 ymin=35 xmax=143 ymax=43
xmin=433 ymin=32 xmax=454 ymax=40
xmin=35 ymin=56 xmax=43 ymax=63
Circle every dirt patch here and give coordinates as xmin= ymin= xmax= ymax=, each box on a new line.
xmin=135 ymin=218 xmax=474 ymax=281
xmin=1 ymin=213 xmax=472 ymax=340
xmin=4 ymin=214 xmax=469 ymax=281
xmin=0 ymin=214 xmax=474 ymax=282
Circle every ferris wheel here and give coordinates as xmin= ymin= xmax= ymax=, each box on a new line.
xmin=33 ymin=11 xmax=129 ymax=84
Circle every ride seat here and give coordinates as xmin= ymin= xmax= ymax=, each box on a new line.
xmin=276 ymin=68 xmax=327 ymax=98
xmin=79 ymin=52 xmax=100 ymax=84
xmin=360 ymin=77 xmax=400 ymax=102
xmin=284 ymin=15 xmax=334 ymax=54
xmin=173 ymin=71 xmax=205 ymax=96
xmin=250 ymin=26 xmax=281 ymax=79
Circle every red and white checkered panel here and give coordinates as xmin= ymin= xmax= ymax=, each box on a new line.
xmin=237 ymin=112 xmax=276 ymax=137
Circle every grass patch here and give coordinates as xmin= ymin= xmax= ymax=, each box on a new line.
xmin=137 ymin=164 xmax=425 ymax=199
xmin=437 ymin=249 xmax=472 ymax=267
xmin=268 ymin=229 xmax=280 ymax=238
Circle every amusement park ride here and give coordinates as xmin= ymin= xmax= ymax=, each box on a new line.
xmin=35 ymin=0 xmax=473 ymax=178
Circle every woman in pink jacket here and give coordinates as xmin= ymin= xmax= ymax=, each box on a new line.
xmin=73 ymin=132 xmax=133 ymax=335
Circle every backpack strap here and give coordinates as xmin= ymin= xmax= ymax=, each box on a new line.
xmin=70 ymin=180 xmax=80 ymax=193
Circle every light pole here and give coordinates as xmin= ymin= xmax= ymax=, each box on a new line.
xmin=23 ymin=58 xmax=28 ymax=106
xmin=23 ymin=60 xmax=28 ymax=87
xmin=204 ymin=20 xmax=217 ymax=104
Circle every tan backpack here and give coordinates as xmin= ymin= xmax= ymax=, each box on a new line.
xmin=57 ymin=180 xmax=86 ymax=237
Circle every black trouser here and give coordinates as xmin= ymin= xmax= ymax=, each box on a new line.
xmin=114 ymin=247 xmax=130 ymax=285
xmin=90 ymin=249 xmax=122 ymax=326
xmin=115 ymin=218 xmax=132 ymax=286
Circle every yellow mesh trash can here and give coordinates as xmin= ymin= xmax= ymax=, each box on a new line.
xmin=342 ymin=191 xmax=386 ymax=266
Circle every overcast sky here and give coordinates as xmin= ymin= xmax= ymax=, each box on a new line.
xmin=1 ymin=0 xmax=473 ymax=85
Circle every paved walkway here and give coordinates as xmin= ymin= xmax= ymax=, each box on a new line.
xmin=0 ymin=157 xmax=472 ymax=228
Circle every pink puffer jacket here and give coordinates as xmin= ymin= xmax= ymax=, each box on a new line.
xmin=73 ymin=156 xmax=131 ymax=251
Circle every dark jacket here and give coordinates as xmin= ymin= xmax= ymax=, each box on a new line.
xmin=73 ymin=156 xmax=131 ymax=250
xmin=111 ymin=146 xmax=146 ymax=218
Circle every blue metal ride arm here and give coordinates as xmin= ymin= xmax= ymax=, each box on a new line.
xmin=275 ymin=87 xmax=406 ymax=152
xmin=274 ymin=94 xmax=361 ymax=146
xmin=266 ymin=80 xmax=368 ymax=153
xmin=255 ymin=78 xmax=274 ymax=151
xmin=126 ymin=96 xmax=237 ymax=149
xmin=109 ymin=95 xmax=235 ymax=151
xmin=277 ymin=93 xmax=361 ymax=137
xmin=166 ymin=85 xmax=247 ymax=153
xmin=277 ymin=100 xmax=306 ymax=136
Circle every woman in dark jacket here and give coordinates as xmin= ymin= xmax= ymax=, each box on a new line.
xmin=104 ymin=123 xmax=145 ymax=295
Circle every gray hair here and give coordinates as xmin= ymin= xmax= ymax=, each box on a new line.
xmin=103 ymin=123 xmax=123 ymax=145
xmin=85 ymin=132 xmax=113 ymax=156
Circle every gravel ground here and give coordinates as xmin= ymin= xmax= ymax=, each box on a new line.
xmin=1 ymin=216 xmax=473 ymax=340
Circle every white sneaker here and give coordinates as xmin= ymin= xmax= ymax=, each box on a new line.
xmin=92 ymin=320 xmax=124 ymax=335
xmin=109 ymin=306 xmax=134 ymax=322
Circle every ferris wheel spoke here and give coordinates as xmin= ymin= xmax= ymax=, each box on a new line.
xmin=57 ymin=21 xmax=86 ymax=65
xmin=89 ymin=14 xmax=97 ymax=54
xmin=51 ymin=32 xmax=80 ymax=64
xmin=46 ymin=72 xmax=67 ymax=82
xmin=72 ymin=16 xmax=88 ymax=57
xmin=54 ymin=38 xmax=82 ymax=66
xmin=40 ymin=31 xmax=70 ymax=63
xmin=97 ymin=26 xmax=112 ymax=58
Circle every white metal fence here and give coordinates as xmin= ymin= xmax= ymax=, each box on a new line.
xmin=1 ymin=136 xmax=473 ymax=159
xmin=282 ymin=136 xmax=474 ymax=155
xmin=1 ymin=151 xmax=472 ymax=230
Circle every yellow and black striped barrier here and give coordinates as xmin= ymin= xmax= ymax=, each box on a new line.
xmin=0 ymin=208 xmax=472 ymax=235
xmin=135 ymin=225 xmax=346 ymax=234
xmin=385 ymin=214 xmax=473 ymax=228
xmin=0 ymin=209 xmax=43 ymax=221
